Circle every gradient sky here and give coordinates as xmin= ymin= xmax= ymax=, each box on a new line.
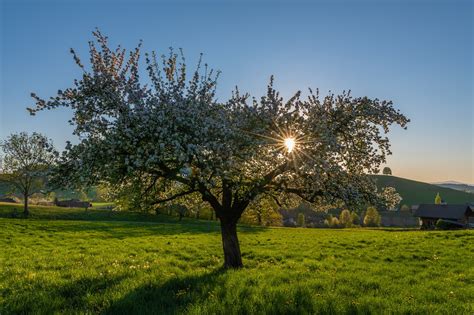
xmin=1 ymin=0 xmax=473 ymax=184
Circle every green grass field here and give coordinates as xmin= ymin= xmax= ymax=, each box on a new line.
xmin=1 ymin=203 xmax=473 ymax=314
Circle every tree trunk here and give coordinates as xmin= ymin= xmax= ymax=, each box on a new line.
xmin=219 ymin=219 xmax=243 ymax=269
xmin=257 ymin=211 xmax=262 ymax=226
xmin=23 ymin=194 xmax=29 ymax=217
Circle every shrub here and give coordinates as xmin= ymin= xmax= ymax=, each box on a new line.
xmin=297 ymin=213 xmax=305 ymax=227
xmin=400 ymin=204 xmax=410 ymax=212
xmin=364 ymin=207 xmax=381 ymax=227
xmin=350 ymin=211 xmax=360 ymax=226
xmin=435 ymin=219 xmax=463 ymax=230
xmin=329 ymin=216 xmax=341 ymax=228
xmin=324 ymin=215 xmax=342 ymax=228
xmin=339 ymin=209 xmax=352 ymax=227
xmin=283 ymin=217 xmax=297 ymax=227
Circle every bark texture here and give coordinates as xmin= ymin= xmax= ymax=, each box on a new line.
xmin=23 ymin=194 xmax=29 ymax=217
xmin=219 ymin=219 xmax=243 ymax=268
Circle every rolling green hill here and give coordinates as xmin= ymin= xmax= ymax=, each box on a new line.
xmin=374 ymin=175 xmax=474 ymax=206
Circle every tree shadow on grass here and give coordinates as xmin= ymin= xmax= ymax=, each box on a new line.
xmin=105 ymin=268 xmax=339 ymax=315
xmin=4 ymin=268 xmax=244 ymax=315
xmin=34 ymin=221 xmax=222 ymax=238
xmin=105 ymin=268 xmax=227 ymax=314
xmin=3 ymin=218 xmax=266 ymax=239
xmin=3 ymin=263 xmax=362 ymax=314
xmin=368 ymin=228 xmax=420 ymax=232
xmin=2 ymin=273 xmax=129 ymax=314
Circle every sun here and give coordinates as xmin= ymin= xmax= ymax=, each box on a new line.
xmin=284 ymin=137 xmax=296 ymax=153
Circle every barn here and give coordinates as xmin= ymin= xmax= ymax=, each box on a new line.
xmin=54 ymin=198 xmax=92 ymax=209
xmin=414 ymin=204 xmax=473 ymax=229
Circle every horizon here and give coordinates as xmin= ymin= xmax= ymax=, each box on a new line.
xmin=1 ymin=0 xmax=473 ymax=184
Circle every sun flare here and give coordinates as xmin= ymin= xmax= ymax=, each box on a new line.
xmin=284 ymin=137 xmax=296 ymax=153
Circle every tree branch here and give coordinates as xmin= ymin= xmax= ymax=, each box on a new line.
xmin=245 ymin=161 xmax=290 ymax=201
xmin=151 ymin=189 xmax=197 ymax=205
xmin=283 ymin=187 xmax=324 ymax=203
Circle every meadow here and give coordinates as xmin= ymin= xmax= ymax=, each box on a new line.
xmin=0 ymin=203 xmax=473 ymax=314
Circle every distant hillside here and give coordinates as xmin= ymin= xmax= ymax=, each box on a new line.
xmin=374 ymin=175 xmax=474 ymax=206
xmin=432 ymin=182 xmax=474 ymax=194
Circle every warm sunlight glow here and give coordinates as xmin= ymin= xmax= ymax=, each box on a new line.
xmin=284 ymin=137 xmax=296 ymax=153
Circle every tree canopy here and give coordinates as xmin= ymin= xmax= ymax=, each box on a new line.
xmin=380 ymin=186 xmax=402 ymax=210
xmin=28 ymin=31 xmax=409 ymax=268
xmin=364 ymin=206 xmax=381 ymax=227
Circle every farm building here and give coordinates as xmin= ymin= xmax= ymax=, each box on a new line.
xmin=54 ymin=198 xmax=92 ymax=208
xmin=379 ymin=211 xmax=419 ymax=227
xmin=414 ymin=204 xmax=474 ymax=229
xmin=0 ymin=197 xmax=17 ymax=203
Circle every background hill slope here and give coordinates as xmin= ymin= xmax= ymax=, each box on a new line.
xmin=374 ymin=175 xmax=474 ymax=206
xmin=433 ymin=182 xmax=474 ymax=194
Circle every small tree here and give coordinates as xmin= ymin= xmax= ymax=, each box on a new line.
xmin=382 ymin=167 xmax=392 ymax=175
xmin=0 ymin=132 xmax=57 ymax=216
xmin=434 ymin=193 xmax=442 ymax=205
xmin=297 ymin=213 xmax=305 ymax=227
xmin=174 ymin=192 xmax=209 ymax=220
xmin=364 ymin=206 xmax=381 ymax=227
xmin=400 ymin=204 xmax=410 ymax=212
xmin=350 ymin=211 xmax=360 ymax=226
xmin=171 ymin=204 xmax=188 ymax=221
xmin=244 ymin=195 xmax=282 ymax=226
xmin=324 ymin=214 xmax=333 ymax=227
xmin=380 ymin=186 xmax=402 ymax=210
xmin=339 ymin=209 xmax=352 ymax=227
xmin=330 ymin=216 xmax=340 ymax=228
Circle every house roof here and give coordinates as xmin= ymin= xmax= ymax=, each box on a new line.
xmin=414 ymin=204 xmax=473 ymax=220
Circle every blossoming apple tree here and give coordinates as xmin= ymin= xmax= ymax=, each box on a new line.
xmin=29 ymin=31 xmax=409 ymax=268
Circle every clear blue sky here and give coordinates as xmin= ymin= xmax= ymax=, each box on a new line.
xmin=1 ymin=0 xmax=473 ymax=184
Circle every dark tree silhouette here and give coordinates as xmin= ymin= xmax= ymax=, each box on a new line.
xmin=382 ymin=167 xmax=392 ymax=175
